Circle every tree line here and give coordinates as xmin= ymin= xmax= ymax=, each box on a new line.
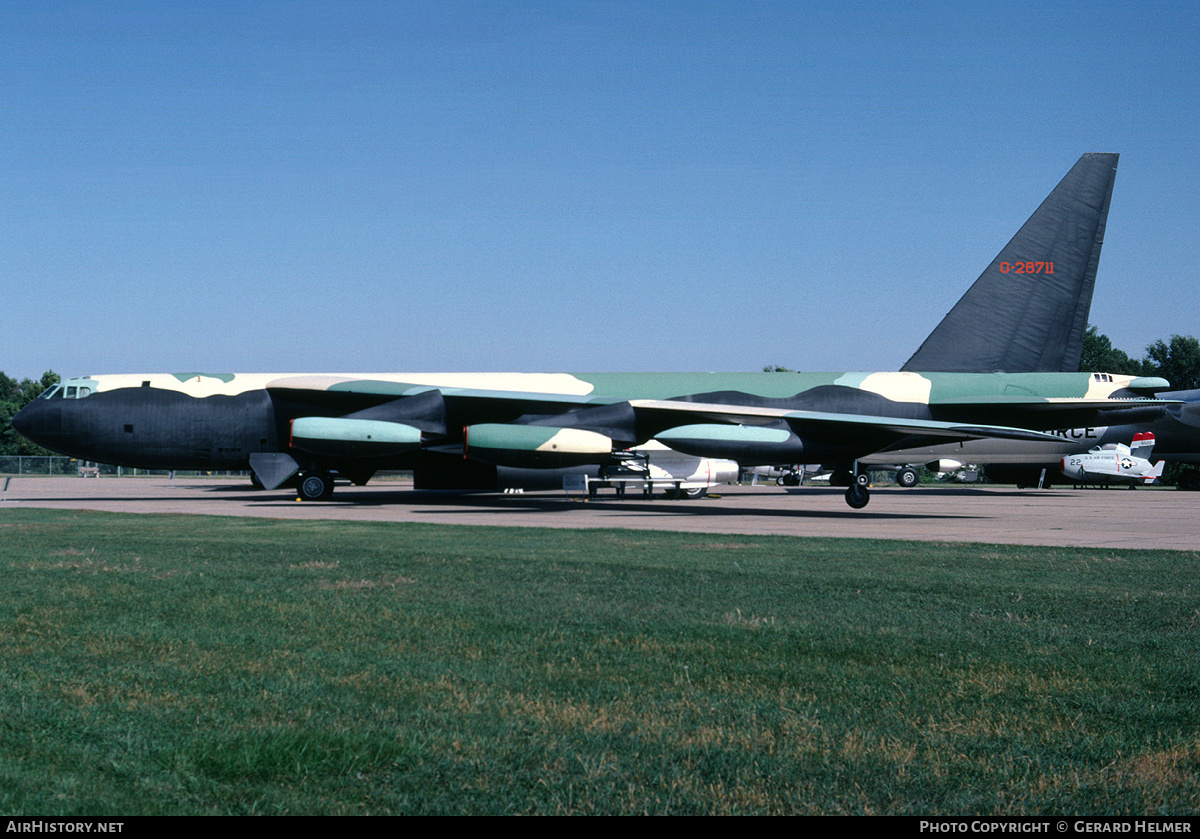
xmin=1078 ymin=327 xmax=1200 ymax=391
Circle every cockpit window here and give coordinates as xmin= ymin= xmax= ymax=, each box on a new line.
xmin=38 ymin=383 xmax=94 ymax=399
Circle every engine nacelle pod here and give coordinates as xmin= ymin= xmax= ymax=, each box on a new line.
xmin=290 ymin=417 xmax=423 ymax=458
xmin=464 ymin=424 xmax=613 ymax=468
xmin=654 ymin=424 xmax=804 ymax=465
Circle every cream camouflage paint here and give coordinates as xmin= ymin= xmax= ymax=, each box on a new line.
xmin=66 ymin=370 xmax=1159 ymax=403
xmin=835 ymin=372 xmax=933 ymax=404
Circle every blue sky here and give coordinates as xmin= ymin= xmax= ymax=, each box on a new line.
xmin=4 ymin=0 xmax=1198 ymax=380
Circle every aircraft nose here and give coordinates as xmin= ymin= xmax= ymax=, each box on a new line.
xmin=10 ymin=398 xmax=66 ymax=451
xmin=11 ymin=400 xmax=39 ymax=441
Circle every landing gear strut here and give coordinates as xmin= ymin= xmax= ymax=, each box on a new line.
xmin=843 ymin=462 xmax=871 ymax=508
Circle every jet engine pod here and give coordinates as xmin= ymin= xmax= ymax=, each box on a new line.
xmin=654 ymin=424 xmax=804 ymax=465
xmin=464 ymin=423 xmax=613 ymax=468
xmin=290 ymin=417 xmax=423 ymax=458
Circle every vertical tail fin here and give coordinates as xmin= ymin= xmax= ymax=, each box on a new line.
xmin=1129 ymin=430 xmax=1156 ymax=459
xmin=902 ymin=153 xmax=1118 ymax=373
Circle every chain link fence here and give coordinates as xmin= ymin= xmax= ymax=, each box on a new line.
xmin=0 ymin=456 xmax=249 ymax=478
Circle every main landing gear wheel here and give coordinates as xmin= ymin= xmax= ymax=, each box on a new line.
xmin=298 ymin=471 xmax=335 ymax=501
xmin=896 ymin=466 xmax=919 ymax=488
xmin=845 ymin=483 xmax=870 ymax=509
xmin=664 ymin=486 xmax=706 ymax=499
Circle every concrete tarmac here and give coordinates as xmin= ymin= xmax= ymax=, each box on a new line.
xmin=2 ymin=475 xmax=1195 ymax=551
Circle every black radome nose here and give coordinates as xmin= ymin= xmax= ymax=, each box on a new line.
xmin=10 ymin=400 xmax=39 ymax=441
xmin=10 ymin=399 xmax=66 ymax=451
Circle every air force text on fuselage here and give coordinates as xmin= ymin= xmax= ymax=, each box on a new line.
xmin=1046 ymin=427 xmax=1101 ymax=441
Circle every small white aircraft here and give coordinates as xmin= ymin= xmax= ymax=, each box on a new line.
xmin=1059 ymin=432 xmax=1164 ymax=487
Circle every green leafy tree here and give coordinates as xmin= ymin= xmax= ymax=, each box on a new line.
xmin=1 ymin=370 xmax=60 ymax=456
xmin=1077 ymin=326 xmax=1147 ymax=375
xmin=1143 ymin=335 xmax=1200 ymax=391
xmin=1080 ymin=327 xmax=1200 ymax=390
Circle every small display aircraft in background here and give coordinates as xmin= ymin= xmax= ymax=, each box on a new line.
xmin=1059 ymin=432 xmax=1164 ymax=487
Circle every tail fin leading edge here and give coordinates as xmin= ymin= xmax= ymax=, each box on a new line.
xmin=902 ymin=153 xmax=1119 ymax=373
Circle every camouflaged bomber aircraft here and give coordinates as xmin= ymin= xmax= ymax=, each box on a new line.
xmin=11 ymin=154 xmax=1171 ymax=509
xmin=12 ymin=369 xmax=1172 ymax=509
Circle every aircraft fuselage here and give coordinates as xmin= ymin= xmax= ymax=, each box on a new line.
xmin=12 ymin=370 xmax=1166 ymax=476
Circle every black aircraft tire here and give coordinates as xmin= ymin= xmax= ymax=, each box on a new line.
xmin=845 ymin=484 xmax=870 ymax=509
xmin=896 ymin=467 xmax=919 ymax=488
xmin=1180 ymin=470 xmax=1200 ymax=491
xmin=298 ymin=472 xmax=334 ymax=502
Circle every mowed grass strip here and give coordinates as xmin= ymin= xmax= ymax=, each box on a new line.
xmin=0 ymin=508 xmax=1196 ymax=815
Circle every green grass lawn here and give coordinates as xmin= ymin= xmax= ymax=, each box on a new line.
xmin=0 ymin=508 xmax=1196 ymax=815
